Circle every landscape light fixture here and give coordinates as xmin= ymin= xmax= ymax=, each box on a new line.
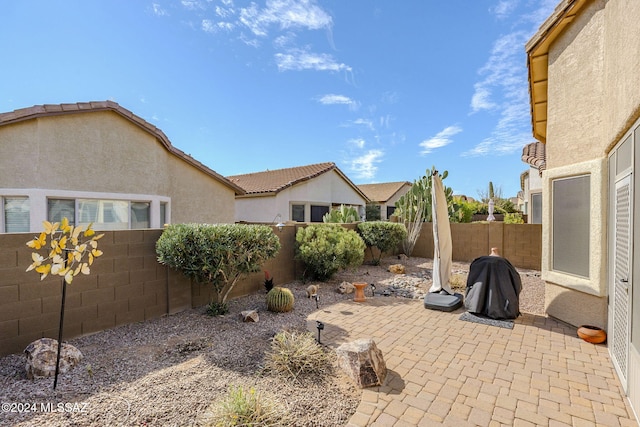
xmin=370 ymin=283 xmax=376 ymax=297
xmin=272 ymin=213 xmax=285 ymax=232
xmin=316 ymin=320 xmax=324 ymax=344
xmin=313 ymin=294 xmax=320 ymax=309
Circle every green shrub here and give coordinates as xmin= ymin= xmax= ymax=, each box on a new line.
xmin=365 ymin=203 xmax=381 ymax=221
xmin=264 ymin=330 xmax=332 ymax=381
xmin=295 ymin=224 xmax=365 ymax=281
xmin=201 ymin=385 xmax=293 ymax=427
xmin=504 ymin=213 xmax=525 ymax=224
xmin=206 ymin=301 xmax=229 ymax=316
xmin=156 ymin=223 xmax=281 ymax=304
xmin=266 ymin=287 xmax=295 ymax=313
xmin=322 ymin=204 xmax=360 ymax=223
xmin=357 ymin=221 xmax=407 ymax=265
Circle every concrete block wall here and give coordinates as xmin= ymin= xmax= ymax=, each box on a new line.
xmin=0 ymin=222 xmax=540 ymax=356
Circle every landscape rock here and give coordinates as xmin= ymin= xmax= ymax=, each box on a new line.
xmin=240 ymin=309 xmax=259 ymax=322
xmin=388 ymin=264 xmax=405 ymax=274
xmin=24 ymin=338 xmax=83 ymax=379
xmin=337 ymin=281 xmax=355 ymax=294
xmin=336 ymin=338 xmax=387 ymax=388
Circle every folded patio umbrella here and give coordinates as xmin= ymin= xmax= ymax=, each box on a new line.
xmin=424 ymin=171 xmax=462 ymax=311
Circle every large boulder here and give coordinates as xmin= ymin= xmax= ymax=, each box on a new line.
xmin=336 ymin=338 xmax=387 ymax=388
xmin=24 ymin=338 xmax=83 ymax=379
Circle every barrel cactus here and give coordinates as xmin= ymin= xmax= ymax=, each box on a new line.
xmin=266 ymin=287 xmax=295 ymax=313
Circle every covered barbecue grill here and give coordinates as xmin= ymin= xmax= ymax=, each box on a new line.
xmin=464 ymin=255 xmax=522 ymax=320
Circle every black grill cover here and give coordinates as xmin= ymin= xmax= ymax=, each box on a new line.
xmin=464 ymin=256 xmax=522 ymax=320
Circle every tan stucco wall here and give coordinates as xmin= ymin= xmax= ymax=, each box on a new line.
xmin=0 ymin=111 xmax=235 ymax=224
xmin=542 ymin=0 xmax=640 ymax=329
xmin=545 ymin=0 xmax=606 ymax=169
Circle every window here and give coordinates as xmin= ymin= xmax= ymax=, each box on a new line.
xmin=160 ymin=202 xmax=167 ymax=226
xmin=131 ymin=202 xmax=150 ymax=229
xmin=552 ymin=175 xmax=590 ymax=277
xmin=292 ymin=204 xmax=305 ymax=222
xmin=310 ymin=205 xmax=329 ymax=222
xmin=78 ymin=199 xmax=129 ymax=230
xmin=386 ymin=206 xmax=396 ymax=219
xmin=48 ymin=199 xmax=75 ymax=225
xmin=531 ymin=193 xmax=542 ymax=224
xmin=4 ymin=197 xmax=29 ymax=232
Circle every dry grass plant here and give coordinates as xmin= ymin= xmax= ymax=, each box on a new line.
xmin=263 ymin=329 xmax=332 ymax=381
xmin=201 ymin=385 xmax=294 ymax=427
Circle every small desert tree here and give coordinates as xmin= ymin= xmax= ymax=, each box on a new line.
xmin=156 ymin=223 xmax=281 ymax=308
xmin=394 ymin=166 xmax=453 ymax=256
xmin=357 ymin=221 xmax=407 ymax=265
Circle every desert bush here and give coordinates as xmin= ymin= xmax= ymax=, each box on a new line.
xmin=365 ymin=203 xmax=381 ymax=221
xmin=322 ymin=204 xmax=360 ymax=223
xmin=295 ymin=224 xmax=365 ymax=281
xmin=504 ymin=213 xmax=525 ymax=224
xmin=264 ymin=330 xmax=332 ymax=381
xmin=156 ymin=223 xmax=280 ymax=304
xmin=206 ymin=301 xmax=229 ymax=316
xmin=201 ymin=385 xmax=293 ymax=427
xmin=357 ymin=221 xmax=407 ymax=265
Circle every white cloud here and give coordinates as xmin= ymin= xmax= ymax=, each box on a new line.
xmin=152 ymin=3 xmax=169 ymax=16
xmin=419 ymin=125 xmax=462 ymax=155
xmin=317 ymin=94 xmax=353 ymax=105
xmin=202 ymin=19 xmax=234 ymax=33
xmin=215 ymin=5 xmax=234 ymax=18
xmin=466 ymin=1 xmax=556 ymax=156
xmin=239 ymin=0 xmax=332 ymax=37
xmin=492 ymin=0 xmax=518 ymax=20
xmin=275 ymin=49 xmax=352 ymax=72
xmin=350 ymin=118 xmax=374 ymax=131
xmin=181 ymin=0 xmax=205 ymax=11
xmin=349 ymin=150 xmax=384 ymax=180
xmin=348 ymin=138 xmax=365 ymax=149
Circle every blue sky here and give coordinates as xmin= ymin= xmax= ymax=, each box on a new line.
xmin=2 ymin=0 xmax=556 ymax=198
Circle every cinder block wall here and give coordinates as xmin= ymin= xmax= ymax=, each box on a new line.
xmin=0 ymin=227 xmax=297 ymax=356
xmin=0 ymin=222 xmax=540 ymax=356
xmin=410 ymin=222 xmax=541 ymax=270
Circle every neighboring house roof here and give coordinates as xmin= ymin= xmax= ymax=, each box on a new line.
xmin=358 ymin=181 xmax=411 ymax=203
xmin=0 ymin=101 xmax=245 ymax=195
xmin=526 ymin=0 xmax=590 ymax=142
xmin=521 ymin=141 xmax=547 ymax=175
xmin=228 ymin=162 xmax=370 ymax=201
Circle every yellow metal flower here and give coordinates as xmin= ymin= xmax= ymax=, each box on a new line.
xmin=26 ymin=218 xmax=103 ymax=284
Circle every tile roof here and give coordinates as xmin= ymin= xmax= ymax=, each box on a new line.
xmin=358 ymin=181 xmax=411 ymax=203
xmin=521 ymin=141 xmax=546 ymax=175
xmin=228 ymin=162 xmax=369 ymax=201
xmin=0 ymin=101 xmax=245 ymax=195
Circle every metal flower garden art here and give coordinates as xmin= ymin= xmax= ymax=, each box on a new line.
xmin=25 ymin=217 xmax=104 ymax=388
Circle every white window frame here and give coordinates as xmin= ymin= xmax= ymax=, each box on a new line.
xmin=0 ymin=189 xmax=170 ymax=233
xmin=542 ymin=158 xmax=607 ymax=297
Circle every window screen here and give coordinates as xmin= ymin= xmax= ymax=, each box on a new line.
xmin=552 ymin=175 xmax=590 ymax=277
xmin=292 ymin=204 xmax=305 ymax=222
xmin=4 ymin=197 xmax=30 ymax=232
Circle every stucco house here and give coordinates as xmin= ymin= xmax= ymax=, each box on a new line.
xmin=0 ymin=101 xmax=244 ymax=232
xmin=519 ymin=142 xmax=546 ymax=224
xmin=526 ymin=0 xmax=640 ymax=416
xmin=358 ymin=181 xmax=411 ymax=221
xmin=228 ymin=162 xmax=369 ymax=223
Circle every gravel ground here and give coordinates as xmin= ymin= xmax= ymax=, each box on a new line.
xmin=0 ymin=256 xmax=544 ymax=427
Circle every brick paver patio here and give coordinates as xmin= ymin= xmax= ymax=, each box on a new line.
xmin=307 ymin=297 xmax=638 ymax=427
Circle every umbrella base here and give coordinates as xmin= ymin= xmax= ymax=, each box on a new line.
xmin=424 ymin=292 xmax=463 ymax=312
